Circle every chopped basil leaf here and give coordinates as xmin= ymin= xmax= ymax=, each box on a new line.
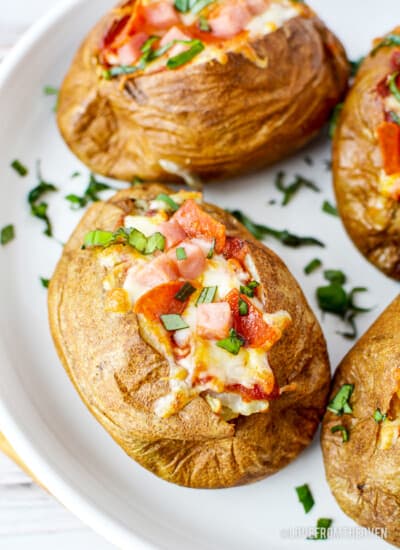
xmin=329 ymin=103 xmax=344 ymax=139
xmin=196 ymin=286 xmax=217 ymax=305
xmin=327 ymin=384 xmax=354 ymax=415
xmin=141 ymin=36 xmax=160 ymax=54
xmin=230 ymin=210 xmax=324 ymax=248
xmin=307 ymin=518 xmax=333 ymax=541
xmin=373 ymin=408 xmax=387 ymax=423
xmin=128 ymin=228 xmax=148 ymax=253
xmin=324 ymin=269 xmax=346 ymax=285
xmin=389 ymin=71 xmax=400 ymax=103
xmin=350 ymin=57 xmax=365 ymax=77
xmin=105 ymin=65 xmax=139 ymax=78
xmin=71 ymin=171 xmax=81 ymax=178
xmin=26 ymin=162 xmax=57 ymax=237
xmin=207 ymin=238 xmax=216 ymax=259
xmin=190 ymin=0 xmax=214 ymax=14
xmin=156 ymin=193 xmax=179 ymax=211
xmin=160 ymin=314 xmax=189 ymax=331
xmin=132 ymin=175 xmax=144 ymax=186
xmin=167 ymin=40 xmax=205 ymax=69
xmin=275 ymin=172 xmax=319 ymax=206
xmin=66 ymin=173 xmax=113 ymax=209
xmin=30 ymin=202 xmax=52 ymax=237
xmin=43 ymin=85 xmax=58 ymax=96
xmin=240 ymin=281 xmax=259 ymax=298
xmin=322 ymin=200 xmax=339 ymax=216
xmin=239 ymin=298 xmax=248 ymax=316
xmin=145 ymin=232 xmax=166 ymax=254
xmin=317 ymin=283 xmax=348 ymax=316
xmin=217 ymin=329 xmax=244 ymax=355
xmin=175 ymin=282 xmax=196 ymax=302
xmin=11 ymin=159 xmax=28 ymax=177
xmin=176 ymin=246 xmax=187 ymax=260
xmin=198 ymin=15 xmax=210 ymax=31
xmin=295 ymin=484 xmax=314 ymax=514
xmin=331 ymin=424 xmax=349 ymax=442
xmin=84 ymin=230 xmax=115 ymax=248
xmin=304 ymin=258 xmax=322 ymax=275
xmin=40 ymin=277 xmax=50 ymax=289
xmin=28 ymin=181 xmax=58 ymax=205
xmin=371 ymin=33 xmax=400 ymax=56
xmin=174 ymin=0 xmax=189 ymax=11
xmin=1 ymin=224 xmax=15 ymax=246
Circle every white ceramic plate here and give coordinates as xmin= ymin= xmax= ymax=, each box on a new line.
xmin=0 ymin=1 xmax=398 ymax=548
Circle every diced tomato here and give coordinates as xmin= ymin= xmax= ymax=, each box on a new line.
xmin=134 ymin=254 xmax=179 ymax=288
xmin=134 ymin=281 xmax=188 ymax=320
xmin=377 ymin=121 xmax=400 ymax=175
xmin=158 ymin=219 xmax=187 ymax=249
xmin=222 ymin=237 xmax=249 ymax=265
xmin=197 ymin=302 xmax=233 ymax=340
xmin=102 ymin=15 xmax=130 ymax=49
xmin=117 ymin=32 xmax=149 ymax=65
xmin=226 ymin=382 xmax=278 ymax=402
xmin=209 ymin=3 xmax=251 ymax=39
xmin=376 ymin=77 xmax=390 ymax=98
xmin=172 ymin=200 xmax=226 ymax=253
xmin=169 ymin=241 xmax=206 ymax=279
xmin=391 ymin=50 xmax=400 ymax=71
xmin=224 ymin=289 xmax=279 ymax=348
xmin=143 ymin=2 xmax=179 ymax=29
xmin=246 ymin=0 xmax=270 ymax=15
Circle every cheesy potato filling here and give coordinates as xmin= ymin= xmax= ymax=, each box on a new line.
xmin=100 ymin=0 xmax=304 ymax=77
xmin=94 ymin=191 xmax=291 ymax=419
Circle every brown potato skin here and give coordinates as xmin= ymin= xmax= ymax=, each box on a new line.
xmin=321 ymin=296 xmax=400 ymax=546
xmin=48 ymin=183 xmax=330 ymax=488
xmin=333 ymin=30 xmax=400 ymax=280
xmin=57 ymin=2 xmax=348 ymax=182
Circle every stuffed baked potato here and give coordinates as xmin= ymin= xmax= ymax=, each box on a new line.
xmin=48 ymin=183 xmax=330 ymax=488
xmin=321 ymin=296 xmax=400 ymax=546
xmin=57 ymin=0 xmax=349 ymax=183
xmin=333 ymin=29 xmax=400 ymax=280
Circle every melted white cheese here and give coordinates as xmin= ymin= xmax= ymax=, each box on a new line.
xmin=245 ymin=1 xmax=299 ymax=37
xmin=124 ymin=213 xmax=166 ymax=236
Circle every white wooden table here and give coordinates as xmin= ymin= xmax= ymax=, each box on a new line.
xmin=0 ymin=1 xmax=114 ymax=548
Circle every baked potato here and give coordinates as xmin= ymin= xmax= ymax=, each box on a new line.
xmin=321 ymin=295 xmax=400 ymax=546
xmin=333 ymin=29 xmax=400 ymax=280
xmin=57 ymin=0 xmax=349 ymax=183
xmin=48 ymin=183 xmax=330 ymax=488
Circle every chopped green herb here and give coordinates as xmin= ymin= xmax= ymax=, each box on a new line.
xmin=11 ymin=159 xmax=28 ymax=176
xmin=331 ymin=424 xmax=349 ymax=442
xmin=304 ymin=258 xmax=322 ymax=275
xmin=156 ymin=193 xmax=179 ymax=212
xmin=275 ymin=172 xmax=319 ymax=206
xmin=132 ymin=175 xmax=144 ymax=186
xmin=175 ymin=282 xmax=196 ymax=302
xmin=167 ymin=40 xmax=205 ymax=69
xmin=373 ymin=408 xmax=387 ymax=423
xmin=307 ymin=518 xmax=333 ymax=541
xmin=141 ymin=36 xmax=160 ymax=54
xmin=329 ymin=103 xmax=344 ymax=139
xmin=128 ymin=228 xmax=147 ymax=253
xmin=83 ymin=230 xmax=115 ymax=248
xmin=174 ymin=0 xmax=190 ymax=11
xmin=240 ymin=280 xmax=259 ymax=298
xmin=43 ymin=86 xmax=58 ymax=96
xmin=371 ymin=33 xmax=400 ymax=56
xmin=190 ymin=0 xmax=215 ymax=14
xmin=239 ymin=298 xmax=248 ymax=316
xmin=66 ymin=173 xmax=113 ymax=209
xmin=196 ymin=286 xmax=217 ymax=305
xmin=176 ymin=246 xmax=187 ymax=260
xmin=207 ymin=238 xmax=216 ymax=259
xmin=145 ymin=232 xmax=166 ymax=254
xmin=71 ymin=171 xmax=81 ymax=178
xmin=230 ymin=210 xmax=324 ymax=248
xmin=1 ymin=224 xmax=15 ymax=246
xmin=388 ymin=110 xmax=400 ymax=125
xmin=324 ymin=269 xmax=346 ymax=285
xmin=217 ymin=329 xmax=244 ymax=355
xmin=27 ymin=162 xmax=57 ymax=237
xmin=322 ymin=200 xmax=339 ymax=216
xmin=40 ymin=277 xmax=50 ymax=289
xmin=160 ymin=314 xmax=189 ymax=331
xmin=31 ymin=202 xmax=52 ymax=237
xmin=28 ymin=179 xmax=58 ymax=205
xmin=389 ymin=71 xmax=400 ymax=103
xmin=317 ymin=283 xmax=348 ymax=316
xmin=350 ymin=57 xmax=365 ymax=77
xmin=327 ymin=384 xmax=354 ymax=415
xmin=198 ymin=15 xmax=210 ymax=31
xmin=295 ymin=484 xmax=314 ymax=514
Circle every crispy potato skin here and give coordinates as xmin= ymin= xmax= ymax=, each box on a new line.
xmin=333 ymin=30 xmax=400 ymax=280
xmin=57 ymin=2 xmax=348 ymax=182
xmin=321 ymin=296 xmax=400 ymax=546
xmin=48 ymin=184 xmax=330 ymax=488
